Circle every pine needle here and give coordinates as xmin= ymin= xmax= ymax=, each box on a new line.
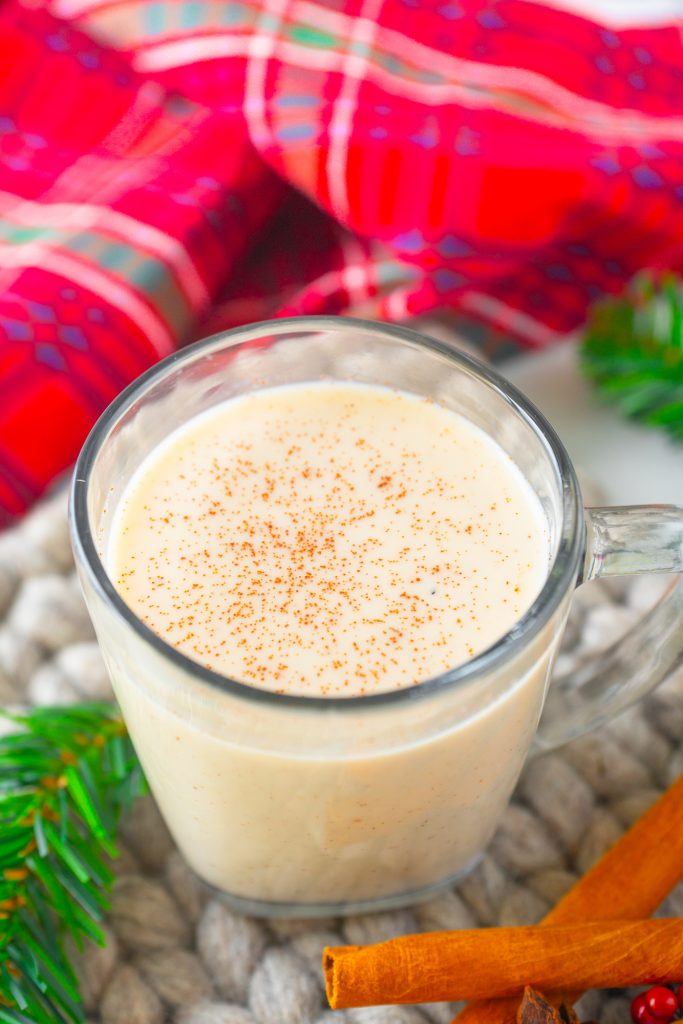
xmin=581 ymin=270 xmax=683 ymax=441
xmin=0 ymin=703 xmax=145 ymax=1023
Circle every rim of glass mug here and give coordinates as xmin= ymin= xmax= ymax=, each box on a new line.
xmin=70 ymin=315 xmax=584 ymax=711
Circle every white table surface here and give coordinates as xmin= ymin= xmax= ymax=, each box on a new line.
xmin=499 ymin=342 xmax=683 ymax=507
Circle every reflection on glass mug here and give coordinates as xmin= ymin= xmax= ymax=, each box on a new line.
xmin=70 ymin=318 xmax=683 ymax=917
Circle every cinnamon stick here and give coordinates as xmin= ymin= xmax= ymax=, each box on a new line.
xmin=324 ymin=918 xmax=683 ymax=1007
xmin=454 ymin=772 xmax=683 ymax=1024
xmin=322 ymin=774 xmax=683 ymax=1017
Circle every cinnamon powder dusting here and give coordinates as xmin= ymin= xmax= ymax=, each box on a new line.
xmin=109 ymin=383 xmax=549 ymax=696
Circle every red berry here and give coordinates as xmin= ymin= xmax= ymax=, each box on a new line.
xmin=631 ymin=993 xmax=660 ymax=1024
xmin=645 ymin=987 xmax=678 ymax=1022
xmin=677 ymin=984 xmax=683 ymax=1014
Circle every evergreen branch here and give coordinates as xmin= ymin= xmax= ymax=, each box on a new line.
xmin=581 ymin=270 xmax=683 ymax=440
xmin=0 ymin=704 xmax=145 ymax=1023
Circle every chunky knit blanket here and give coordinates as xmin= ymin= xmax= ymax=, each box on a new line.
xmin=1 ymin=486 xmax=681 ymax=1024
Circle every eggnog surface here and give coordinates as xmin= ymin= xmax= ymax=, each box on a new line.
xmin=105 ymin=382 xmax=554 ymax=907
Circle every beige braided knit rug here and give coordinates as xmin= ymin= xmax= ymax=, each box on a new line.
xmin=1 ymin=488 xmax=682 ymax=1024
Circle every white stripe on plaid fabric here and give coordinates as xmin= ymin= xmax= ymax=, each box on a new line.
xmin=0 ymin=194 xmax=210 ymax=311
xmin=0 ymin=243 xmax=174 ymax=356
xmin=134 ymin=34 xmax=255 ymax=70
xmin=244 ymin=0 xmax=289 ymax=150
xmin=326 ymin=0 xmax=384 ymax=222
xmin=292 ymin=0 xmax=680 ymax=122
xmin=70 ymin=0 xmax=683 ymax=140
xmin=383 ymin=287 xmax=411 ymax=321
xmin=132 ymin=31 xmax=683 ymax=143
xmin=339 ymin=235 xmax=376 ymax=306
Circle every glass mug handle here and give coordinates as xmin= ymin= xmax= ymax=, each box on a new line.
xmin=536 ymin=504 xmax=683 ymax=750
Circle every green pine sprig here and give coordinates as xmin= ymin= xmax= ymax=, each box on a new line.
xmin=581 ymin=270 xmax=683 ymax=440
xmin=0 ymin=703 xmax=145 ymax=1024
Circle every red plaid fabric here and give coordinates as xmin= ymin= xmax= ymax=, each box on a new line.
xmin=1 ymin=0 xmax=683 ymax=524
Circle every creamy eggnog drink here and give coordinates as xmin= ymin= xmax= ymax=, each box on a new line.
xmin=105 ymin=381 xmax=552 ymax=907
xmin=74 ymin=320 xmax=683 ymax=914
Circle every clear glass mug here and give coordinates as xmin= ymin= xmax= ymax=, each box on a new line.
xmin=70 ymin=317 xmax=683 ymax=918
